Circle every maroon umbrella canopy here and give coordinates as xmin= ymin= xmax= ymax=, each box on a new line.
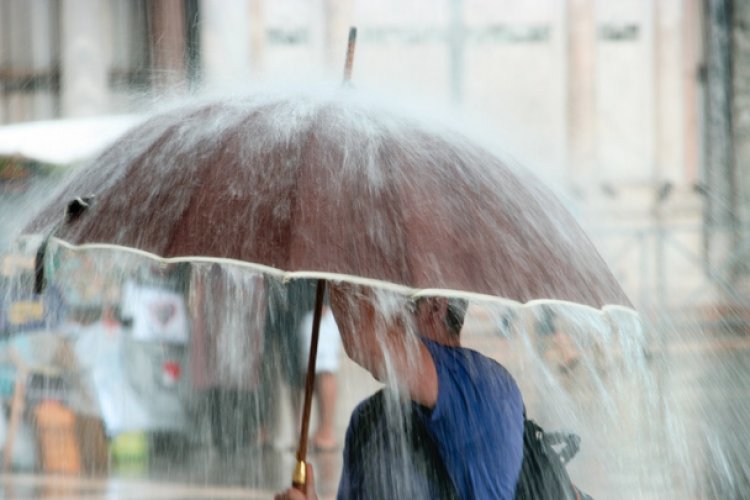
xmin=28 ymin=91 xmax=630 ymax=309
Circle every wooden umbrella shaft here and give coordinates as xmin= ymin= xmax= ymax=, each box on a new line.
xmin=293 ymin=278 xmax=327 ymax=489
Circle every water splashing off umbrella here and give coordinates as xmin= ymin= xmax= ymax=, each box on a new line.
xmin=24 ymin=30 xmax=635 ymax=494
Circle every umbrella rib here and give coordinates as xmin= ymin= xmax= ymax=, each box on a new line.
xmin=49 ymin=238 xmax=638 ymax=315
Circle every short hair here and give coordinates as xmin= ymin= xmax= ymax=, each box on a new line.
xmin=445 ymin=297 xmax=468 ymax=334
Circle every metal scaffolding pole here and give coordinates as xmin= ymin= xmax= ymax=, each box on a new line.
xmin=702 ymin=0 xmax=737 ymax=285
xmin=448 ymin=0 xmax=464 ymax=106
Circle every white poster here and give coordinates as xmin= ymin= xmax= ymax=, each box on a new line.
xmin=121 ymin=282 xmax=188 ymax=343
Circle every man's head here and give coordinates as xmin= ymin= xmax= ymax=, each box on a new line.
xmin=414 ymin=296 xmax=468 ymax=343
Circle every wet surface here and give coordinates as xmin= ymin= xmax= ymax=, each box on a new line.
xmin=1 ymin=441 xmax=342 ymax=499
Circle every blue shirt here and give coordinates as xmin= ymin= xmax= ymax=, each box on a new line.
xmin=337 ymin=338 xmax=524 ymax=499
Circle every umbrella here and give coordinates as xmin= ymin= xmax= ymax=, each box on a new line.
xmin=26 ymin=97 xmax=628 ymax=307
xmin=24 ymin=87 xmax=633 ymax=489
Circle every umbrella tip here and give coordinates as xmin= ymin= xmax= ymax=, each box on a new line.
xmin=342 ymin=26 xmax=357 ymax=85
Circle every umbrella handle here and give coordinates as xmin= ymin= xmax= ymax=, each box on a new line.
xmin=292 ymin=279 xmax=327 ymax=490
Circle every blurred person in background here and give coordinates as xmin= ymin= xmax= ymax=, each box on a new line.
xmin=190 ymin=264 xmax=266 ymax=454
xmin=536 ymin=306 xmax=579 ymax=375
xmin=258 ymin=279 xmax=315 ymax=448
xmin=297 ymin=298 xmax=341 ymax=452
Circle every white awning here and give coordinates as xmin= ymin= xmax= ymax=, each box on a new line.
xmin=0 ymin=115 xmax=143 ymax=165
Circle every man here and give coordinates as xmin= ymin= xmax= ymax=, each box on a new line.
xmin=276 ymin=285 xmax=525 ymax=499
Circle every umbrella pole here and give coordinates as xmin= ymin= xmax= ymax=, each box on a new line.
xmin=292 ymin=279 xmax=327 ymax=490
xmin=293 ymin=27 xmax=357 ymax=489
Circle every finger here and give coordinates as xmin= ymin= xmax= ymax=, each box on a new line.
xmin=274 ymin=489 xmax=305 ymax=500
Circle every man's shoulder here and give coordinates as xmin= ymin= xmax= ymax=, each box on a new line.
xmin=352 ymin=389 xmax=383 ymax=414
xmin=347 ymin=390 xmax=387 ymax=430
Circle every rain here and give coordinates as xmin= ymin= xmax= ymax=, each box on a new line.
xmin=0 ymin=2 xmax=748 ymax=499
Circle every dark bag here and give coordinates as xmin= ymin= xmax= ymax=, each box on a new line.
xmin=514 ymin=418 xmax=593 ymax=500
